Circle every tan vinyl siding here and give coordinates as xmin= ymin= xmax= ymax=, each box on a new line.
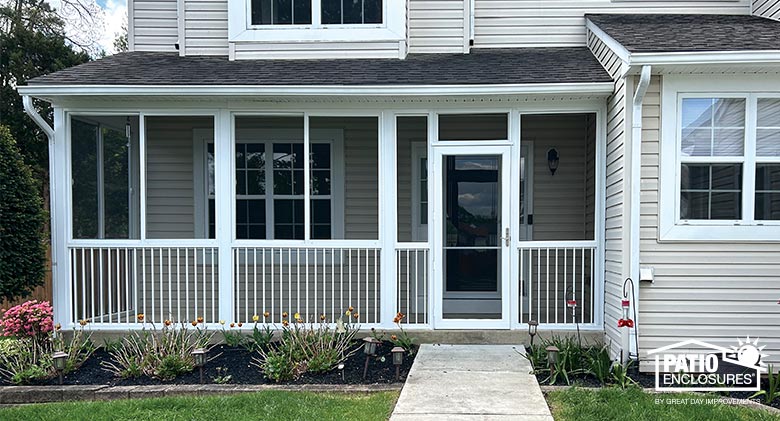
xmin=145 ymin=117 xmax=214 ymax=239
xmin=473 ymin=1 xmax=750 ymax=49
xmin=408 ymin=0 xmax=465 ymax=53
xmin=753 ymin=0 xmax=780 ymax=19
xmin=184 ymin=0 xmax=229 ymax=55
xmin=638 ymin=76 xmax=780 ymax=370
xmin=131 ymin=0 xmax=179 ymax=52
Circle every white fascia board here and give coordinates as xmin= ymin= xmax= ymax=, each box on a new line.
xmin=17 ymin=82 xmax=616 ymax=98
xmin=630 ymin=50 xmax=780 ymax=66
xmin=585 ymin=19 xmax=631 ymax=64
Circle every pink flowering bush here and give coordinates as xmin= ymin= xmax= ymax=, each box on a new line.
xmin=0 ymin=300 xmax=54 ymax=339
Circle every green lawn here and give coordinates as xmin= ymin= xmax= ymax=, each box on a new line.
xmin=546 ymin=387 xmax=780 ymax=421
xmin=0 ymin=390 xmax=399 ymax=421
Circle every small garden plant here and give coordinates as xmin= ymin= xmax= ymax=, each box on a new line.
xmin=0 ymin=300 xmax=94 ymax=384
xmin=101 ymin=315 xmax=214 ymax=381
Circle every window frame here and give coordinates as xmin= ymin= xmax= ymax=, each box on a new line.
xmin=228 ymin=0 xmax=405 ymax=44
xmin=410 ymin=142 xmax=428 ymax=242
xmin=660 ymin=76 xmax=780 ymax=242
xmin=197 ymin=127 xmax=345 ymax=242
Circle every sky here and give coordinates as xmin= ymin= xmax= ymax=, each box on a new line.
xmin=47 ymin=0 xmax=127 ymax=55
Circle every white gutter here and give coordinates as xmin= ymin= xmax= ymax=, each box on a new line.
xmin=625 ymin=64 xmax=651 ymax=363
xmin=22 ymin=95 xmax=57 ymax=304
xmin=17 ymin=82 xmax=616 ymax=98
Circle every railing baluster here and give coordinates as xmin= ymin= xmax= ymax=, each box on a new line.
xmin=185 ymin=248 xmax=190 ymax=323
xmin=554 ymin=248 xmax=558 ymax=324
xmin=167 ymin=248 xmax=172 ymax=323
xmin=580 ymin=247 xmax=585 ymax=324
xmin=563 ymin=248 xmax=568 ymax=324
xmin=142 ymin=248 xmax=147 ymax=323
xmin=331 ymin=247 xmax=335 ymax=321
xmin=374 ymin=248 xmax=378 ymax=324
xmin=176 ymin=248 xmax=181 ymax=323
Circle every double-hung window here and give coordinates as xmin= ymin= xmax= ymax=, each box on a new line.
xmin=661 ymin=78 xmax=780 ymax=241
xmin=206 ymin=139 xmax=337 ymax=240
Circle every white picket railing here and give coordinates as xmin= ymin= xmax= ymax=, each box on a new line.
xmin=519 ymin=241 xmax=596 ymax=325
xmin=69 ymin=246 xmax=219 ymax=325
xmin=396 ymin=245 xmax=430 ymax=325
xmin=232 ymin=247 xmax=381 ymax=325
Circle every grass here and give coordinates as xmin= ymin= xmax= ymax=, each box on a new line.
xmin=546 ymin=387 xmax=780 ymax=421
xmin=0 ymin=390 xmax=399 ymax=421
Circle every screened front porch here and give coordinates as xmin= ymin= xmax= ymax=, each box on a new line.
xmin=58 ymin=109 xmax=602 ymax=330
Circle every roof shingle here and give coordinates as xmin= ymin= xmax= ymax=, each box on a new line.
xmin=586 ymin=14 xmax=780 ymax=53
xmin=26 ymin=48 xmax=612 ymax=86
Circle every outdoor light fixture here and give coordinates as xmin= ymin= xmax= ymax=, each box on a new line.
xmin=547 ymin=148 xmax=560 ymax=175
xmin=362 ymin=337 xmax=380 ymax=379
xmin=528 ymin=320 xmax=539 ymax=348
xmin=546 ymin=346 xmax=560 ymax=375
xmin=192 ymin=348 xmax=207 ymax=384
xmin=391 ymin=347 xmax=405 ymax=381
xmin=52 ymin=351 xmax=68 ymax=385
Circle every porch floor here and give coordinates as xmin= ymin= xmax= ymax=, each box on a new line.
xmin=390 ymin=344 xmax=553 ymax=420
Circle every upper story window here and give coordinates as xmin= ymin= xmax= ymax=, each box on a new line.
xmin=230 ymin=0 xmax=403 ymax=44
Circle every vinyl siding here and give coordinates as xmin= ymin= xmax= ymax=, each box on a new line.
xmin=753 ymin=0 xmax=780 ymax=20
xmin=184 ymin=0 xmax=229 ymax=55
xmin=588 ymin=27 xmax=628 ymax=359
xmin=637 ymin=76 xmax=780 ymax=370
xmin=408 ymin=0 xmax=465 ymax=53
xmin=232 ymin=41 xmax=402 ymax=60
xmin=131 ymin=0 xmax=179 ymax=52
xmin=473 ymin=1 xmax=751 ymax=49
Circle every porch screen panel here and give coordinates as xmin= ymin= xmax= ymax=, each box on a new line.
xmin=396 ymin=116 xmax=428 ymax=243
xmin=310 ymin=117 xmax=379 ymax=240
xmin=145 ymin=116 xmax=215 ymax=239
xmin=438 ymin=113 xmax=508 ymax=141
xmin=70 ymin=115 xmax=140 ymax=239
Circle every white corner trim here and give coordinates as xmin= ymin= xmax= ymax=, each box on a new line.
xmin=18 ymin=82 xmax=616 ymax=98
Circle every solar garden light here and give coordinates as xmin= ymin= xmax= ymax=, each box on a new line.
xmin=52 ymin=351 xmax=68 ymax=385
xmin=546 ymin=346 xmax=560 ymax=376
xmin=528 ymin=320 xmax=539 ymax=347
xmin=362 ymin=337 xmax=380 ymax=380
xmin=391 ymin=347 xmax=405 ymax=381
xmin=192 ymin=348 xmax=207 ymax=384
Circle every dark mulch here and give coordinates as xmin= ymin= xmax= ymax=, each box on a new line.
xmin=17 ymin=342 xmax=415 ymax=387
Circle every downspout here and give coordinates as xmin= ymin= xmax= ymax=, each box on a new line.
xmin=22 ymin=95 xmax=57 ymax=309
xmin=625 ymin=65 xmax=651 ymax=363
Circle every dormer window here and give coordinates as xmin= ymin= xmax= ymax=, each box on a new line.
xmin=249 ymin=0 xmax=383 ymax=27
xmin=230 ymin=0 xmax=403 ymax=46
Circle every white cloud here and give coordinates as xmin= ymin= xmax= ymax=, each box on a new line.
xmin=47 ymin=0 xmax=127 ymax=56
xmin=99 ymin=0 xmax=127 ymax=55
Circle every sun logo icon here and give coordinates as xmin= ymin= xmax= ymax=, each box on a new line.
xmin=730 ymin=336 xmax=769 ymax=368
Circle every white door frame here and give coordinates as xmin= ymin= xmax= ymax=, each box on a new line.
xmin=431 ymin=144 xmax=512 ymax=329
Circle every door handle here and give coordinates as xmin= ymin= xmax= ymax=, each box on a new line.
xmin=501 ymin=227 xmax=511 ymax=247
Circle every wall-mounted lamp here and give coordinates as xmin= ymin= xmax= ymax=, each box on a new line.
xmin=547 ymin=148 xmax=560 ymax=175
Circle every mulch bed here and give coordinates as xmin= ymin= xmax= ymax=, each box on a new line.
xmin=16 ymin=342 xmax=415 ymax=387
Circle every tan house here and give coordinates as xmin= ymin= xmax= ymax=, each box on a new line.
xmin=18 ymin=0 xmax=780 ymax=370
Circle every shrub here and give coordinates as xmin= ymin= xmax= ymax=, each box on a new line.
xmin=1 ymin=300 xmax=54 ymax=339
xmin=254 ymin=310 xmax=360 ymax=382
xmin=102 ymin=318 xmax=214 ymax=381
xmin=0 ymin=125 xmax=47 ymax=302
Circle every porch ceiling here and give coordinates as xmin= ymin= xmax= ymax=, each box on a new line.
xmin=19 ymin=48 xmax=614 ymax=100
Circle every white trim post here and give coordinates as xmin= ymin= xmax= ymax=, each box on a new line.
xmin=52 ymin=107 xmax=72 ymax=327
xmin=380 ymin=111 xmax=398 ymax=328
xmin=216 ymin=110 xmax=234 ymax=322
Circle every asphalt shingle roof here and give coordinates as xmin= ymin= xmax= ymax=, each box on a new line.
xmin=26 ymin=48 xmax=612 ymax=86
xmin=586 ymin=14 xmax=780 ymax=53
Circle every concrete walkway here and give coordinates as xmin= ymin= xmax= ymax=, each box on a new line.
xmin=390 ymin=344 xmax=554 ymax=421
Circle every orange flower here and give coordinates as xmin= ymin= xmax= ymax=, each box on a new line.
xmin=320 ymin=314 xmax=326 ymax=321
xmin=238 ymin=322 xmax=243 ymax=327
xmin=230 ymin=322 xmax=235 ymax=328
xmin=348 ymin=306 xmax=354 ymax=312
xmin=191 ymin=320 xmax=198 ymax=327
xmin=353 ymin=312 xmax=359 ymax=320
xmin=263 ymin=311 xmax=270 ymax=318
xmin=164 ymin=319 xmax=172 ymax=327
xmin=282 ymin=312 xmax=288 ymax=318
xmin=282 ymin=320 xmax=289 ymax=327
xmin=137 ymin=313 xmax=145 ymax=322
xmin=197 ymin=316 xmax=204 ymax=324
xmin=55 ymin=323 xmax=62 ymax=331
xmin=391 ymin=335 xmax=398 ymax=341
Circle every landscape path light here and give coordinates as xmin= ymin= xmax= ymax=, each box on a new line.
xmin=546 ymin=345 xmax=559 ymax=377
xmin=528 ymin=320 xmax=539 ymax=347
xmin=362 ymin=337 xmax=380 ymax=380
xmin=53 ymin=351 xmax=68 ymax=385
xmin=192 ymin=348 xmax=207 ymax=384
xmin=391 ymin=347 xmax=405 ymax=381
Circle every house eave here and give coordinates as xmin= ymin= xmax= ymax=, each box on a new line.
xmin=17 ymin=82 xmax=616 ymax=101
xmin=630 ymin=50 xmax=780 ymax=66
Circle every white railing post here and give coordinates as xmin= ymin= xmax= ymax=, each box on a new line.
xmin=52 ymin=107 xmax=72 ymax=327
xmin=379 ymin=111 xmax=398 ymax=328
xmin=216 ymin=110 xmax=234 ymax=323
